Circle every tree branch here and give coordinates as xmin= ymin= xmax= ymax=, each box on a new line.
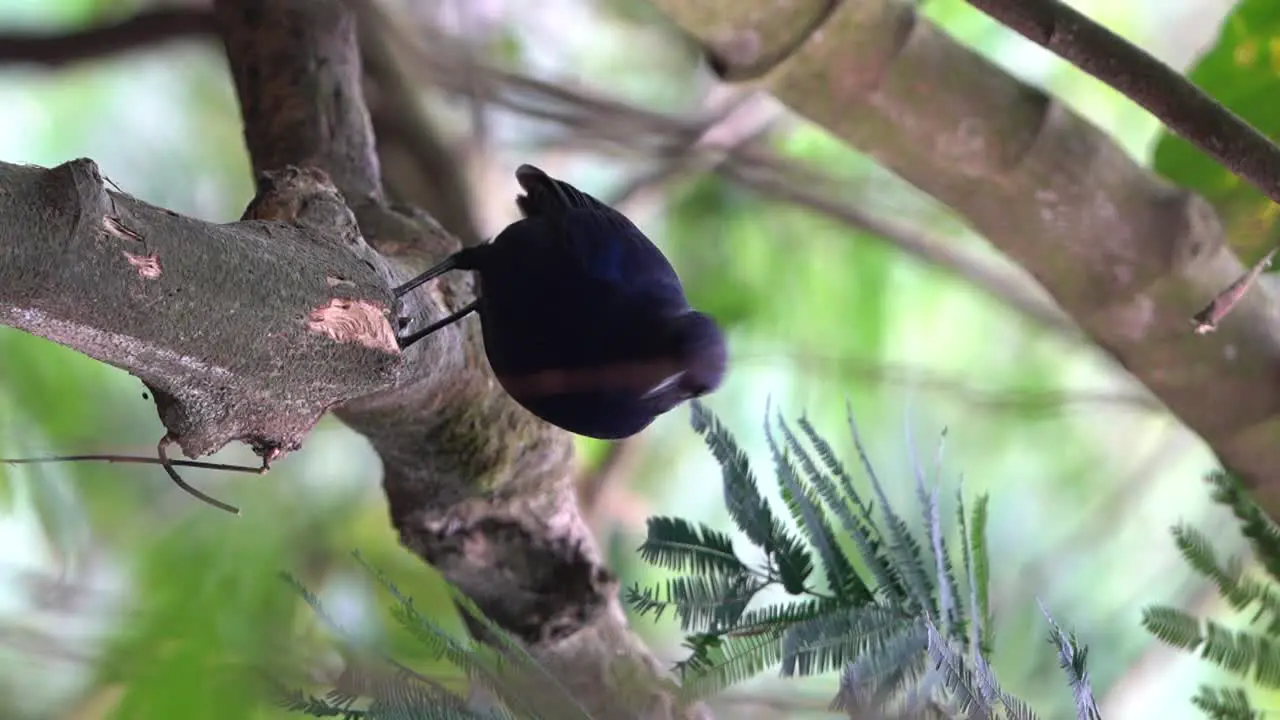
xmin=0 ymin=7 xmax=213 ymax=67
xmin=0 ymin=159 xmax=398 ymax=460
xmin=963 ymin=0 xmax=1280 ymax=207
xmin=644 ymin=0 xmax=1280 ymax=514
xmin=350 ymin=0 xmax=484 ymax=247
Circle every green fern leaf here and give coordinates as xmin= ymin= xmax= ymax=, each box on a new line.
xmin=1207 ymin=469 xmax=1280 ymax=584
xmin=798 ymin=415 xmax=901 ymax=600
xmin=624 ymin=575 xmax=762 ymax=632
xmin=689 ymin=400 xmax=777 ymax=550
xmin=969 ymin=493 xmax=994 ymax=654
xmin=679 ymin=628 xmax=787 ymax=700
xmin=767 ymin=412 xmax=858 ymax=598
xmin=845 ymin=407 xmax=936 ymax=615
xmin=1192 ymin=686 xmax=1259 ymax=720
xmin=639 ymin=516 xmax=746 ymax=577
xmin=1142 ymin=605 xmax=1204 ymax=651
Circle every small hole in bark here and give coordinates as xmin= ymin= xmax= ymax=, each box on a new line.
xmin=705 ymin=51 xmax=731 ymax=79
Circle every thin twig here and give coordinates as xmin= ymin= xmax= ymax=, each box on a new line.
xmin=1191 ymin=246 xmax=1278 ymax=333
xmin=0 ymin=454 xmax=265 ymax=475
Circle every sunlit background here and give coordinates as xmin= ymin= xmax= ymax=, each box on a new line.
xmin=0 ymin=0 xmax=1256 ymax=717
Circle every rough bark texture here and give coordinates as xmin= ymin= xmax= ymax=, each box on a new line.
xmin=0 ymin=1 xmax=707 ymax=718
xmin=647 ymin=0 xmax=1280 ymax=514
xmin=0 ymin=158 xmax=399 ymax=459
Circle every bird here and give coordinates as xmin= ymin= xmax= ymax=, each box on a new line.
xmin=392 ymin=164 xmax=726 ymax=439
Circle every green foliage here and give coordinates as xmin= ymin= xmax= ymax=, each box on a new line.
xmin=278 ymin=552 xmax=593 ymax=720
xmin=1151 ymin=0 xmax=1280 ymax=261
xmin=1142 ymin=468 xmax=1280 ymax=719
xmin=628 ymin=401 xmax=1101 ymax=718
xmin=277 ymin=405 xmax=1106 ymax=719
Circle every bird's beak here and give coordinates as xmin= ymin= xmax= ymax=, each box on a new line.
xmin=641 ymin=371 xmax=685 ymax=400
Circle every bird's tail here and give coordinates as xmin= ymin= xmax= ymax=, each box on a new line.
xmin=514 ymin=164 xmax=607 ymax=218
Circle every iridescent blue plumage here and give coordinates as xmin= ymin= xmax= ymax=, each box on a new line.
xmin=393 ymin=164 xmax=727 ymax=439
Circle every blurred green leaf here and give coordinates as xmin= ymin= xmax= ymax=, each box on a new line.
xmin=99 ymin=514 xmax=319 ymax=720
xmin=1153 ymin=0 xmax=1280 ymax=261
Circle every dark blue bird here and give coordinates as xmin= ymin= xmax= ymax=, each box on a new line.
xmin=393 ymin=164 xmax=726 ymax=439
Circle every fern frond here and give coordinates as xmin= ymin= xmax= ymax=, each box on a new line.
xmin=968 ymin=493 xmax=994 ymax=654
xmin=847 ymin=406 xmax=935 ymax=615
xmin=1039 ymin=601 xmax=1101 ymax=720
xmin=909 ymin=424 xmax=965 ymax=643
xmin=834 ymin=621 xmax=931 ymax=711
xmin=923 ymin=619 xmax=995 ymax=719
xmin=638 ymin=516 xmax=747 ymax=577
xmin=1192 ymin=686 xmax=1259 ymax=720
xmin=926 ymin=479 xmax=964 ymax=642
xmin=678 ymin=627 xmax=787 ymax=700
xmin=795 ymin=415 xmax=878 ymax=526
xmin=689 ymin=400 xmax=777 ymax=550
xmin=730 ymin=596 xmax=844 ymax=636
xmin=1142 ymin=605 xmax=1205 ymax=651
xmin=777 ymin=413 xmax=870 ymax=600
xmin=1174 ymin=524 xmax=1250 ymax=604
xmin=956 ymin=486 xmax=982 ymax=658
xmin=353 ymin=553 xmax=590 ymax=720
xmin=769 ymin=412 xmax=861 ymax=598
xmin=1207 ymin=469 xmax=1280 ymax=583
xmin=1191 ymin=618 xmax=1280 ymax=688
xmin=797 ymin=416 xmax=900 ymax=602
xmin=274 ymin=684 xmax=367 ymax=718
xmin=624 ymin=575 xmax=762 ymax=632
xmin=781 ymin=606 xmax=922 ymax=678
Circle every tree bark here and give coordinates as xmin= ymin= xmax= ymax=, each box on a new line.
xmin=0 ymin=1 xmax=706 ymax=718
xmin=645 ymin=0 xmax=1280 ymax=514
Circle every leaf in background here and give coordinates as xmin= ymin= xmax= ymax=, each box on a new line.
xmin=1152 ymin=0 xmax=1280 ymax=262
xmin=97 ymin=514 xmax=321 ymax=720
xmin=666 ymin=172 xmax=895 ymax=359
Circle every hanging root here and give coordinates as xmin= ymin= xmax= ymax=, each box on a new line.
xmin=156 ymin=435 xmax=245 ymax=515
xmin=0 ymin=437 xmax=271 ymax=516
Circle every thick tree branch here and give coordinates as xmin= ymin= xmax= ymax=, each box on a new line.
xmin=207 ymin=1 xmax=705 ymax=717
xmin=644 ymin=0 xmax=1280 ymax=514
xmin=0 ymin=159 xmax=399 ymax=460
xmin=963 ymin=0 xmax=1280 ymax=208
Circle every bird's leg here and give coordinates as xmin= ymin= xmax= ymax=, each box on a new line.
xmin=398 ymin=300 xmax=480 ymax=350
xmin=392 ymin=254 xmax=459 ymax=298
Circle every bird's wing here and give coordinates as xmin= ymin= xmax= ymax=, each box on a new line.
xmin=514 ymin=164 xmax=638 ymax=235
xmin=514 ymin=164 xmax=688 ymax=306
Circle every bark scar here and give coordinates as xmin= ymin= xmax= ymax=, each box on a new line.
xmin=122 ymin=251 xmax=161 ymax=279
xmin=307 ymin=298 xmax=400 ymax=354
xmin=103 ymin=215 xmax=142 ymax=241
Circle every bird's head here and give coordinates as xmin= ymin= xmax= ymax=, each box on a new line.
xmin=639 ymin=311 xmax=726 ymax=412
xmin=669 ymin=311 xmax=726 ymax=397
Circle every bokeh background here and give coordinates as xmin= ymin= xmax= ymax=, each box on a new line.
xmin=0 ymin=0 xmax=1256 ymax=717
